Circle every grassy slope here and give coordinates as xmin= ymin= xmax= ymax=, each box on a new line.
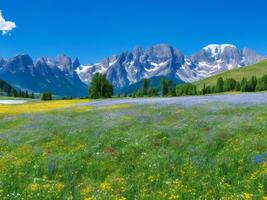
xmin=194 ymin=59 xmax=267 ymax=90
xmin=0 ymin=100 xmax=266 ymax=199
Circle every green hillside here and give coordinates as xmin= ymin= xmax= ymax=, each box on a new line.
xmin=194 ymin=59 xmax=267 ymax=90
xmin=0 ymin=79 xmax=18 ymax=97
xmin=0 ymin=79 xmax=36 ymax=99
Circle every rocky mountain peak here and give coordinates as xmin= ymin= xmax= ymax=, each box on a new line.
xmin=144 ymin=44 xmax=176 ymax=61
xmin=132 ymin=46 xmax=143 ymax=57
xmin=55 ymin=54 xmax=72 ymax=69
xmin=191 ymin=44 xmax=241 ymax=69
xmin=11 ymin=54 xmax=34 ymax=66
xmin=72 ymin=57 xmax=81 ymax=69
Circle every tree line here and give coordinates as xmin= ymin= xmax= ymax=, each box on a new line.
xmin=89 ymin=73 xmax=179 ymax=99
xmin=4 ymin=72 xmax=267 ymax=101
xmin=200 ymin=75 xmax=267 ymax=95
xmin=40 ymin=92 xmax=53 ymax=101
xmin=116 ymin=75 xmax=267 ymax=98
xmin=0 ymin=79 xmax=35 ymax=98
xmin=130 ymin=79 xmax=178 ymax=97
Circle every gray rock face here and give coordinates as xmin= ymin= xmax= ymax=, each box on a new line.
xmin=0 ymin=54 xmax=87 ymax=97
xmin=143 ymin=44 xmax=184 ymax=63
xmin=55 ymin=54 xmax=72 ymax=68
xmin=76 ymin=44 xmax=186 ymax=89
xmin=105 ymin=53 xmax=130 ymax=88
xmin=77 ymin=44 xmax=264 ymax=89
xmin=4 ymin=54 xmax=35 ymax=74
xmin=241 ymin=48 xmax=263 ymax=66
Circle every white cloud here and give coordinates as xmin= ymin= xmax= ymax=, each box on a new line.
xmin=0 ymin=10 xmax=16 ymax=35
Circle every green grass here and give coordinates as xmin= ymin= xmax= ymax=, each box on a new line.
xmin=194 ymin=59 xmax=267 ymax=90
xmin=0 ymin=103 xmax=266 ymax=199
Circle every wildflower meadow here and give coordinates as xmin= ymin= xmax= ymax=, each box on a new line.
xmin=0 ymin=100 xmax=266 ymax=199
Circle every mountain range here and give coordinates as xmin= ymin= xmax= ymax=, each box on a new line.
xmin=76 ymin=44 xmax=263 ymax=89
xmin=0 ymin=44 xmax=264 ymax=97
xmin=0 ymin=54 xmax=87 ymax=97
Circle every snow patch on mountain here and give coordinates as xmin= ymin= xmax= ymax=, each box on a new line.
xmin=203 ymin=44 xmax=237 ymax=58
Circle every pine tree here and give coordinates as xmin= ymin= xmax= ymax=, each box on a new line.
xmin=160 ymin=79 xmax=169 ymax=96
xmin=248 ymin=76 xmax=257 ymax=92
xmin=235 ymin=81 xmax=241 ymax=91
xmin=89 ymin=73 xmax=113 ymax=99
xmin=216 ymin=77 xmax=224 ymax=93
xmin=142 ymin=79 xmax=149 ymax=96
xmin=256 ymin=75 xmax=267 ymax=91
xmin=169 ymin=87 xmax=176 ymax=96
xmin=176 ymin=83 xmax=197 ymax=96
xmin=224 ymin=78 xmax=236 ymax=91
xmin=211 ymin=86 xmax=216 ymax=93
xmin=240 ymin=78 xmax=248 ymax=92
xmin=41 ymin=92 xmax=52 ymax=101
xmin=202 ymin=84 xmax=206 ymax=95
xmin=25 ymin=91 xmax=29 ymax=98
xmin=148 ymin=88 xmax=158 ymax=97
xmin=205 ymin=86 xmax=211 ymax=94
xmin=30 ymin=93 xmax=35 ymax=99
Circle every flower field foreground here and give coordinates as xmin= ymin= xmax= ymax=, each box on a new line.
xmin=0 ymin=99 xmax=90 ymax=116
xmin=0 ymin=101 xmax=266 ymax=199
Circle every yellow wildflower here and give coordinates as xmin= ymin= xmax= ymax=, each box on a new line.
xmin=100 ymin=182 xmax=111 ymax=191
xmin=148 ymin=175 xmax=156 ymax=183
xmin=55 ymin=182 xmax=64 ymax=192
xmin=0 ymin=99 xmax=90 ymax=116
xmin=29 ymin=183 xmax=39 ymax=191
xmin=243 ymin=192 xmax=252 ymax=200
xmin=82 ymin=185 xmax=93 ymax=195
xmin=43 ymin=184 xmax=50 ymax=190
xmin=115 ymin=196 xmax=127 ymax=200
xmin=169 ymin=194 xmax=179 ymax=200
xmin=84 ymin=197 xmax=95 ymax=200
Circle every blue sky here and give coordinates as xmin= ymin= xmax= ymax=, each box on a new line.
xmin=0 ymin=0 xmax=267 ymax=63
